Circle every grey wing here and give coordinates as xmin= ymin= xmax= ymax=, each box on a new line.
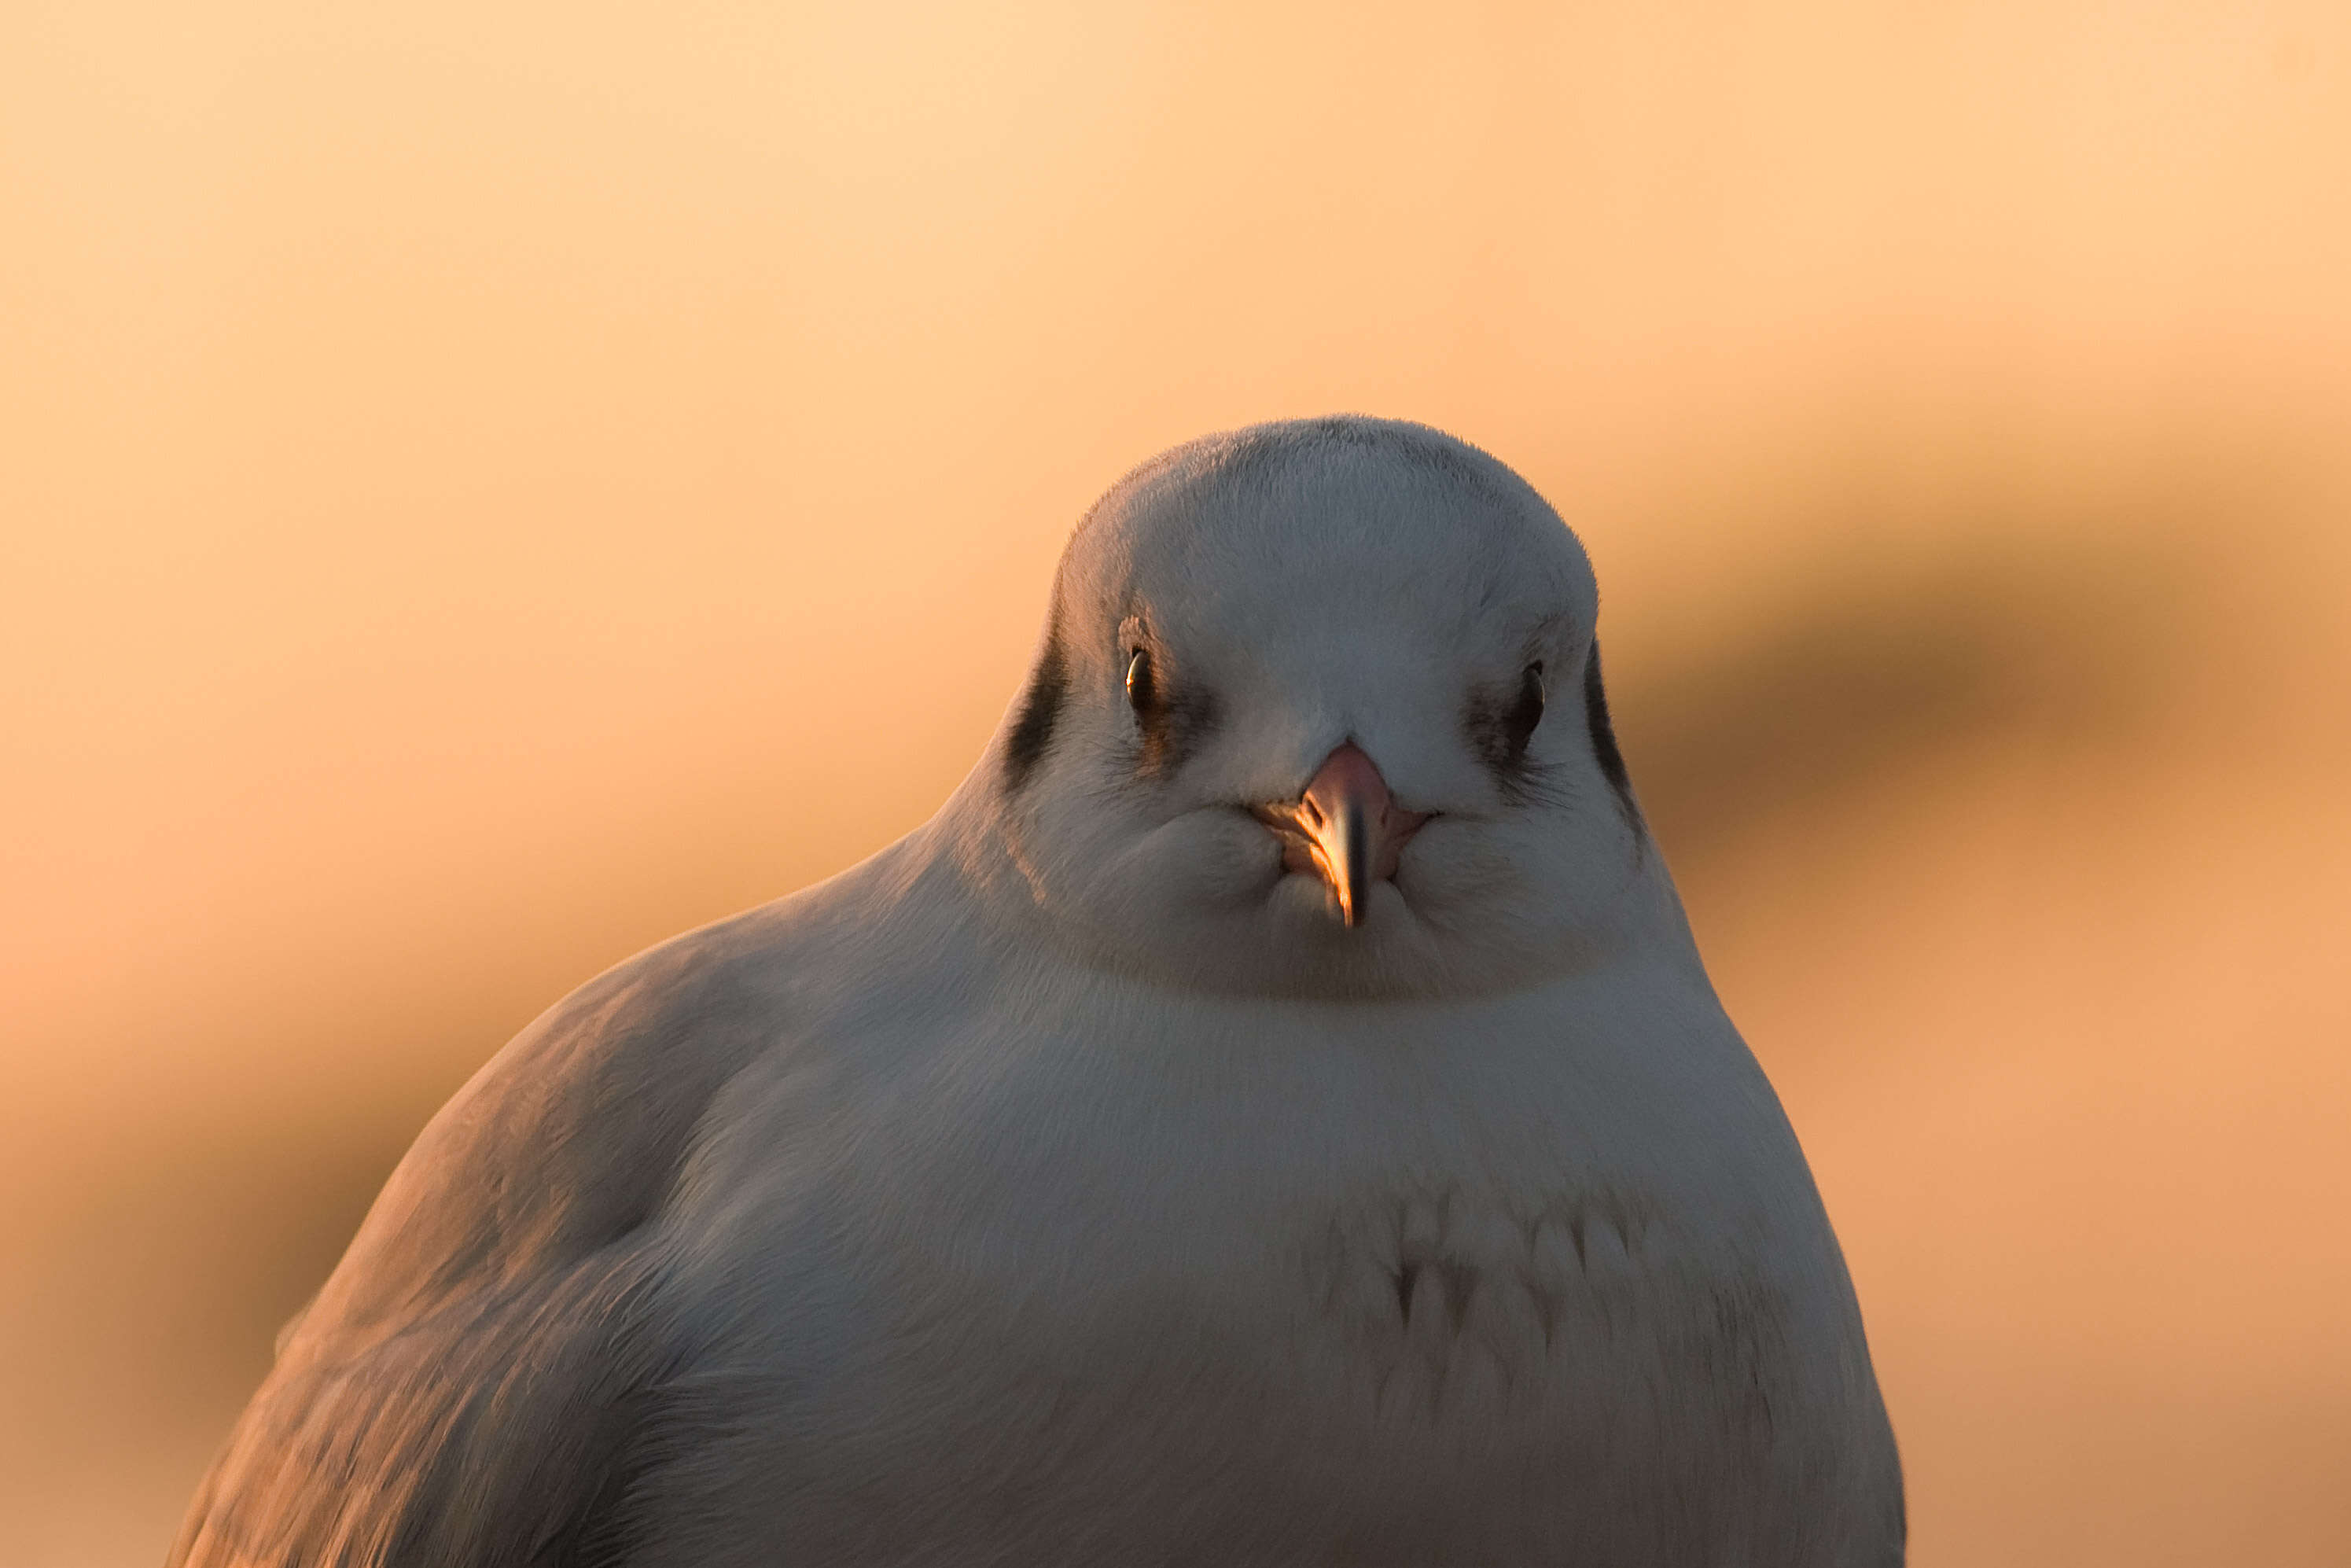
xmin=168 ymin=1246 xmax=672 ymax=1568
xmin=169 ymin=920 xmax=783 ymax=1568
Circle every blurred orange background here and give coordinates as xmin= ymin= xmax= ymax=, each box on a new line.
xmin=5 ymin=2 xmax=2349 ymax=1563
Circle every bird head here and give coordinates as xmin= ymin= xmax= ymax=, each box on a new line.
xmin=951 ymin=416 xmax=1672 ymax=1002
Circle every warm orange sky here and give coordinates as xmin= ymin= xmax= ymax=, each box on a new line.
xmin=5 ymin=4 xmax=2349 ymax=1565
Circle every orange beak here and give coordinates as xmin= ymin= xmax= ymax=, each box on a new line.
xmin=1254 ymin=742 xmax=1429 ymax=927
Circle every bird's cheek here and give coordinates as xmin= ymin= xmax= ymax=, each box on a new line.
xmin=1134 ymin=809 xmax=1289 ymax=908
xmin=1391 ymin=820 xmax=1518 ymax=910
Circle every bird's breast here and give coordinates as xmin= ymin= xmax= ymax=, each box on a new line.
xmin=801 ymin=992 xmax=1829 ymax=1472
xmin=770 ymin=1161 xmax=1827 ymax=1564
xmin=647 ymin=996 xmax=1889 ymax=1563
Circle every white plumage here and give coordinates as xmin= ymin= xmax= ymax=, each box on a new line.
xmin=174 ymin=416 xmax=1903 ymax=1566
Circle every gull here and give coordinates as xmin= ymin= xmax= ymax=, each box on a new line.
xmin=173 ymin=415 xmax=1904 ymax=1567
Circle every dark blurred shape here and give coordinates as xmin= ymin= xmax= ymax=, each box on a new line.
xmin=1628 ymin=535 xmax=2183 ymax=866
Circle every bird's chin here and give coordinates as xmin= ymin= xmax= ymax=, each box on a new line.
xmin=1144 ymin=870 xmax=1431 ymax=1000
xmin=1262 ymin=867 xmax=1404 ymax=934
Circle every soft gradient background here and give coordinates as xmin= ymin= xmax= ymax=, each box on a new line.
xmin=6 ymin=3 xmax=2349 ymax=1563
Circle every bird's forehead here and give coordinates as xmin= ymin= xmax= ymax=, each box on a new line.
xmin=1066 ymin=429 xmax=1595 ymax=654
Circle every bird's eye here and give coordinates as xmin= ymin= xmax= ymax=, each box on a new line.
xmin=1125 ymin=648 xmax=1157 ymax=712
xmin=1504 ymin=661 xmax=1546 ymax=758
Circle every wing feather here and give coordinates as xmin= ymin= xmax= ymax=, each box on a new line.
xmin=170 ymin=917 xmax=782 ymax=1568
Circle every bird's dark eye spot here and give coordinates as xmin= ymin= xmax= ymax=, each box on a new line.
xmin=1125 ymin=647 xmax=1157 ymax=712
xmin=1503 ymin=662 xmax=1546 ymax=760
xmin=1002 ymin=626 xmax=1067 ymax=793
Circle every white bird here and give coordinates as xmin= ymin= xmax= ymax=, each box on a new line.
xmin=172 ymin=417 xmax=1903 ymax=1567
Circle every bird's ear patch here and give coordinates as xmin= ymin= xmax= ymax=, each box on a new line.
xmin=1003 ymin=629 xmax=1067 ymax=793
xmin=1582 ymin=642 xmax=1643 ymax=830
